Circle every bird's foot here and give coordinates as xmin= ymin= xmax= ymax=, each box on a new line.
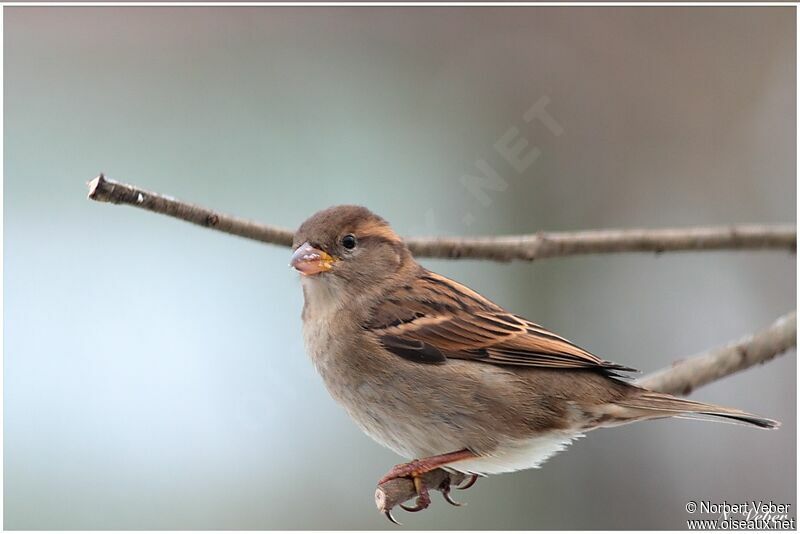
xmin=378 ymin=462 xmax=433 ymax=514
xmin=379 ymin=473 xmax=431 ymax=525
xmin=377 ymin=450 xmax=479 ymax=524
xmin=439 ymin=472 xmax=479 ymax=506
xmin=399 ymin=475 xmax=431 ymax=512
xmin=378 ymin=458 xmax=434 ymax=486
xmin=378 ymin=449 xmax=476 ymax=485
xmin=379 ymin=471 xmax=482 ymax=524
xmin=439 ymin=475 xmax=463 ymax=507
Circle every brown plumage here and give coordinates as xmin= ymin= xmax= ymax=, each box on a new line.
xmin=367 ymin=270 xmax=637 ymax=373
xmin=291 ymin=205 xmax=778 ymax=517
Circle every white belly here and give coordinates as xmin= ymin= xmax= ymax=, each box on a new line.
xmin=445 ymin=432 xmax=581 ymax=475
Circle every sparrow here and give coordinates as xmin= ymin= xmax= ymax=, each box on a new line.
xmin=290 ymin=205 xmax=778 ymax=523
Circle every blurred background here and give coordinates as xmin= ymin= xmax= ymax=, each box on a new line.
xmin=5 ymin=6 xmax=796 ymax=529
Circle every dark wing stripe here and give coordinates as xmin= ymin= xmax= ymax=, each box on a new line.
xmin=489 ymin=347 xmax=584 ymax=360
xmin=380 ymin=334 xmax=446 ymax=364
xmin=488 ymin=350 xmax=596 ymax=367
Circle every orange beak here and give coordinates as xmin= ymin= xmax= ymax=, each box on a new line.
xmin=290 ymin=242 xmax=335 ymax=276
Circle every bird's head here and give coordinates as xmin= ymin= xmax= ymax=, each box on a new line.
xmin=291 ymin=205 xmax=412 ymax=294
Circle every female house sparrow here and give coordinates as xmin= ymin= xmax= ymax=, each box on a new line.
xmin=291 ymin=205 xmax=777 ymax=521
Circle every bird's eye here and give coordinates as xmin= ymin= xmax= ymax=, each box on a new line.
xmin=341 ymin=234 xmax=357 ymax=250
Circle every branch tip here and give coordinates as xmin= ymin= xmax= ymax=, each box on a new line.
xmin=87 ymin=173 xmax=107 ymax=201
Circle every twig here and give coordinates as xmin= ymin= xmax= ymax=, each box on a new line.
xmin=409 ymin=227 xmax=796 ymax=261
xmin=374 ymin=311 xmax=796 ymax=513
xmin=87 ymin=175 xmax=796 ymax=262
xmin=87 ymin=174 xmax=294 ymax=246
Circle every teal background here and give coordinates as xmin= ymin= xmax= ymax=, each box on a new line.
xmin=5 ymin=6 xmax=796 ymax=529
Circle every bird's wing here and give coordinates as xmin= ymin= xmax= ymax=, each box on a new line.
xmin=365 ymin=270 xmax=637 ymax=375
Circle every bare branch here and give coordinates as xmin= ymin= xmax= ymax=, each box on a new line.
xmin=87 ymin=175 xmax=796 ymax=262
xmin=375 ymin=311 xmax=796 ymax=513
xmin=87 ymin=174 xmax=294 ymax=247
xmin=636 ymin=310 xmax=797 ymax=395
xmin=409 ymin=226 xmax=796 ymax=261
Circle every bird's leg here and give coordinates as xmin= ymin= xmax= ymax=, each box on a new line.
xmin=378 ymin=449 xmax=477 ymax=513
xmin=378 ymin=449 xmax=476 ymax=485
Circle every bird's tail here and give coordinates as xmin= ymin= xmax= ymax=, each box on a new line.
xmin=594 ymin=387 xmax=779 ymax=429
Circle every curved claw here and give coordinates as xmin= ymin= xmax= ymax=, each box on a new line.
xmin=384 ymin=510 xmax=402 ymax=525
xmin=400 ymin=501 xmax=426 ymax=513
xmin=442 ymin=486 xmax=464 ymax=507
xmin=457 ymin=474 xmax=479 ymax=490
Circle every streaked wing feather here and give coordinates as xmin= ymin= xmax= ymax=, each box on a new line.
xmin=367 ymin=270 xmax=637 ymax=375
